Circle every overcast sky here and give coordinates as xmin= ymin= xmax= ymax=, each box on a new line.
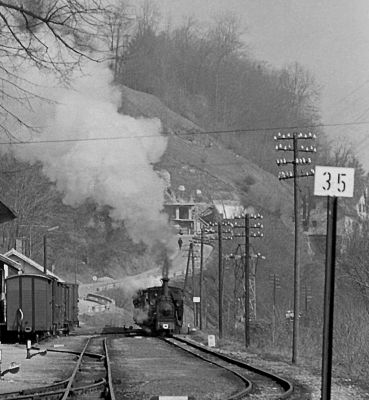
xmin=158 ymin=0 xmax=369 ymax=166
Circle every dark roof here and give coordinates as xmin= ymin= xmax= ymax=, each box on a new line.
xmin=0 ymin=254 xmax=21 ymax=270
xmin=0 ymin=200 xmax=16 ymax=223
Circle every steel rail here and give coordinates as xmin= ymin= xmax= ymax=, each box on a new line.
xmin=0 ymin=380 xmax=106 ymax=400
xmin=0 ymin=336 xmax=109 ymax=400
xmin=170 ymin=335 xmax=294 ymax=399
xmin=162 ymin=337 xmax=252 ymax=400
xmin=104 ymin=337 xmax=116 ymax=400
xmin=60 ymin=336 xmax=92 ymax=400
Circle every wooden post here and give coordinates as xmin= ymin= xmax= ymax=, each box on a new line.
xmin=218 ymin=222 xmax=223 ymax=339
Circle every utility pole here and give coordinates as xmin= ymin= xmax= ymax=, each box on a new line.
xmin=191 ymin=243 xmax=196 ymax=327
xmin=234 ymin=213 xmax=264 ymax=348
xmin=206 ymin=220 xmax=234 ymax=340
xmin=43 ymin=234 xmax=47 ymax=274
xmin=270 ymin=273 xmax=281 ymax=344
xmin=199 ymin=228 xmax=204 ymax=330
xmin=183 ymin=242 xmax=193 ymax=293
xmin=250 ymin=252 xmax=265 ymax=320
xmin=245 ymin=214 xmax=250 ymax=347
xmin=218 ymin=222 xmax=223 ymax=339
xmin=275 ymin=131 xmax=316 ymax=364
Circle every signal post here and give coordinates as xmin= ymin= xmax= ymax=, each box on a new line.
xmin=314 ymin=165 xmax=355 ymax=400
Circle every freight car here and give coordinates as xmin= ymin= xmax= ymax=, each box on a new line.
xmin=132 ymin=277 xmax=183 ymax=335
xmin=4 ymin=274 xmax=78 ymax=341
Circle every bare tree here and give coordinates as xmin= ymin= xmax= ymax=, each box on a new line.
xmin=278 ymin=62 xmax=320 ymax=125
xmin=338 ymin=221 xmax=369 ymax=309
xmin=0 ymin=1 xmax=112 ymax=138
xmin=103 ymin=1 xmax=137 ymax=80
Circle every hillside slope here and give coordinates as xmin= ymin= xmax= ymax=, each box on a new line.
xmin=119 ymin=84 xmax=293 ymax=227
xmin=118 ymin=84 xmax=303 ymax=313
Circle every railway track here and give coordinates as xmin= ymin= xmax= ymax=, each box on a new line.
xmin=164 ymin=335 xmax=294 ymax=399
xmin=0 ymin=335 xmax=114 ymax=400
xmin=107 ymin=333 xmax=299 ymax=399
xmin=0 ymin=332 xmax=299 ymax=399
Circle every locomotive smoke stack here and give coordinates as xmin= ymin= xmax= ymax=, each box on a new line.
xmin=162 ymin=255 xmax=170 ymax=280
xmin=162 ymin=276 xmax=169 ymax=297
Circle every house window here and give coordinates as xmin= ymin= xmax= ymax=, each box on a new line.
xmin=179 ymin=206 xmax=189 ymax=220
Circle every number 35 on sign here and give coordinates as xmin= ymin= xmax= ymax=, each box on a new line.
xmin=314 ymin=166 xmax=355 ymax=198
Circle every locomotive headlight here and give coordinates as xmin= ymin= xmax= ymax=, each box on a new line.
xmin=162 ymin=324 xmax=169 ymax=329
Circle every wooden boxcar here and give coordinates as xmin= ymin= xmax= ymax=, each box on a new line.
xmin=52 ymin=280 xmax=61 ymax=333
xmin=65 ymin=283 xmax=79 ymax=328
xmin=6 ymin=274 xmax=53 ymax=339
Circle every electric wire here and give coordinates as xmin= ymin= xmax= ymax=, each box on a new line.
xmin=1 ymin=119 xmax=369 ymax=146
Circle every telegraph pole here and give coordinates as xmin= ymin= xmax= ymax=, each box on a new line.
xmin=218 ymin=222 xmax=223 ymax=339
xmin=199 ymin=228 xmax=204 ymax=330
xmin=233 ymin=213 xmax=264 ymax=348
xmin=183 ymin=242 xmax=193 ymax=293
xmin=292 ymin=133 xmax=301 ymax=365
xmin=205 ymin=220 xmax=236 ymax=339
xmin=244 ymin=214 xmax=250 ymax=347
xmin=270 ymin=273 xmax=280 ymax=344
xmin=275 ymin=131 xmax=316 ymax=364
xmin=191 ymin=242 xmax=196 ymax=327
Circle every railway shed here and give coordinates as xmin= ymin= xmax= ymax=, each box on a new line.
xmin=0 ymin=254 xmax=22 ymax=326
xmin=4 ymin=248 xmax=63 ymax=281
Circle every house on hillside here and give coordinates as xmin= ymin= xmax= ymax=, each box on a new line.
xmin=212 ymin=200 xmax=246 ymax=220
xmin=4 ymin=248 xmax=63 ymax=281
xmin=306 ymin=199 xmax=357 ymax=256
xmin=164 ymin=185 xmax=209 ymax=234
xmin=356 ymin=189 xmax=368 ymax=220
xmin=164 ymin=200 xmax=201 ymax=234
xmin=200 ymin=200 xmax=248 ymax=224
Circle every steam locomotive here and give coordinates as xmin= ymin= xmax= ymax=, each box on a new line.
xmin=132 ymin=277 xmax=183 ymax=335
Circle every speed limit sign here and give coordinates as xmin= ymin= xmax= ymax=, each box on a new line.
xmin=314 ymin=166 xmax=354 ymax=197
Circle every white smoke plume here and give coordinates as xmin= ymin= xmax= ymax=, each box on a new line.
xmin=3 ymin=60 xmax=176 ymax=249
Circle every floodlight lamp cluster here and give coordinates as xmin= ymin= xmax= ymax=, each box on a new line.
xmin=274 ymin=132 xmax=293 ymax=140
xmin=227 ymin=253 xmax=242 ymax=260
xmin=274 ymin=132 xmax=316 ymax=140
xmin=233 ymin=233 xmax=245 ymax=238
xmin=298 ymin=132 xmax=316 ymax=139
xmin=278 ymin=169 xmax=315 ymax=180
xmin=299 ymin=145 xmax=317 ymax=153
xmin=276 ymin=158 xmax=288 ymax=165
xmin=250 ymin=232 xmax=264 ymax=238
xmin=300 ymin=169 xmax=315 ymax=177
xmin=222 ymin=221 xmax=234 ymax=227
xmin=275 ymin=143 xmax=293 ymax=151
xmin=295 ymin=157 xmax=312 ymax=164
xmin=250 ymin=213 xmax=263 ymax=219
xmin=252 ymin=252 xmax=266 ymax=260
xmin=223 ymin=236 xmax=233 ymax=240
xmin=278 ymin=171 xmax=294 ymax=180
xmin=233 ymin=213 xmax=263 ymax=220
